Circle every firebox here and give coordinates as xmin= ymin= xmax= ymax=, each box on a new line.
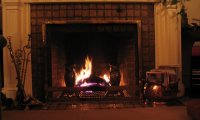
xmin=43 ymin=20 xmax=142 ymax=100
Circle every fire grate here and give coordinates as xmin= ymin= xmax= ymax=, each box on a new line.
xmin=46 ymin=86 xmax=128 ymax=101
xmin=79 ymin=91 xmax=107 ymax=99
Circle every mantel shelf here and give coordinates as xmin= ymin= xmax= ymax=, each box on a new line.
xmin=20 ymin=0 xmax=160 ymax=4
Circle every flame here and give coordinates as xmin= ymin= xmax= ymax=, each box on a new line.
xmin=61 ymin=79 xmax=66 ymax=87
xmin=119 ymin=71 xmax=125 ymax=86
xmin=103 ymin=74 xmax=110 ymax=83
xmin=74 ymin=56 xmax=112 ymax=87
xmin=99 ymin=74 xmax=110 ymax=86
xmin=75 ymin=56 xmax=92 ymax=85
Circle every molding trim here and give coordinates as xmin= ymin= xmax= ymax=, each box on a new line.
xmin=23 ymin=0 xmax=160 ymax=4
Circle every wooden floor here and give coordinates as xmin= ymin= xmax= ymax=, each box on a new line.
xmin=2 ymin=97 xmax=192 ymax=120
xmin=2 ymin=106 xmax=191 ymax=120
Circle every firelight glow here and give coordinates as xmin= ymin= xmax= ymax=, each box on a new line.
xmin=153 ymin=85 xmax=158 ymax=90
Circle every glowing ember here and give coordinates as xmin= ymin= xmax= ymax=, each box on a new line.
xmin=153 ymin=85 xmax=158 ymax=90
xmin=80 ymin=82 xmax=97 ymax=87
xmin=75 ymin=56 xmax=92 ymax=85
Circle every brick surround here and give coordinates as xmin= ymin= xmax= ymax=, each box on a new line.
xmin=30 ymin=3 xmax=155 ymax=100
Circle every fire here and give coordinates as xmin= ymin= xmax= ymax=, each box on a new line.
xmin=74 ymin=56 xmax=111 ymax=87
xmin=103 ymin=74 xmax=110 ymax=83
xmin=75 ymin=56 xmax=92 ymax=85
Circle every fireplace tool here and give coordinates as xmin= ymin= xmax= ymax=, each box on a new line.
xmin=7 ymin=35 xmax=43 ymax=108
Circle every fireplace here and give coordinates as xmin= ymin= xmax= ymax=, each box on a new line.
xmin=30 ymin=3 xmax=155 ymax=101
xmin=43 ymin=20 xmax=141 ymax=100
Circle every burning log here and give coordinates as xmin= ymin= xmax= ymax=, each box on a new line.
xmin=76 ymin=75 xmax=110 ymax=87
xmin=64 ymin=56 xmax=121 ymax=90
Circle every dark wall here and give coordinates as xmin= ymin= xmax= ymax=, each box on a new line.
xmin=0 ymin=49 xmax=3 ymax=88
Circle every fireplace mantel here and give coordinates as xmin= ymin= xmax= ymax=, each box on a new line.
xmin=23 ymin=0 xmax=160 ymax=4
xmin=2 ymin=0 xmax=184 ymax=99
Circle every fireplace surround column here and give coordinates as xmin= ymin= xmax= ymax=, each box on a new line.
xmin=2 ymin=0 xmax=31 ymax=99
xmin=154 ymin=4 xmax=184 ymax=97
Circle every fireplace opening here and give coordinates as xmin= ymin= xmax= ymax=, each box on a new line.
xmin=44 ymin=21 xmax=141 ymax=101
